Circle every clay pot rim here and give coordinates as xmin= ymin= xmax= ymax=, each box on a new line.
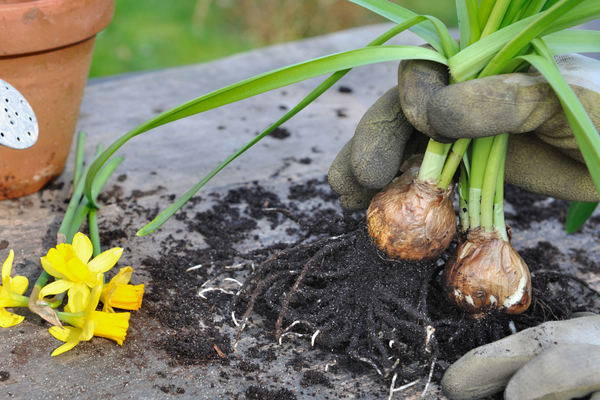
xmin=0 ymin=0 xmax=114 ymax=56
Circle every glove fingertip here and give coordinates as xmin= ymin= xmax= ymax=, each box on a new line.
xmin=340 ymin=191 xmax=376 ymax=211
xmin=351 ymin=156 xmax=399 ymax=189
xmin=328 ymin=141 xmax=356 ymax=195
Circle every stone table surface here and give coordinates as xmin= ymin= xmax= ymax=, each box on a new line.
xmin=0 ymin=23 xmax=599 ymax=400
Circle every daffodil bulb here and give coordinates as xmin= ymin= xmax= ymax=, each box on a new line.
xmin=444 ymin=228 xmax=531 ymax=316
xmin=366 ymin=166 xmax=456 ymax=261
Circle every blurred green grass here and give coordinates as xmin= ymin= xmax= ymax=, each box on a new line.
xmin=90 ymin=0 xmax=457 ymax=77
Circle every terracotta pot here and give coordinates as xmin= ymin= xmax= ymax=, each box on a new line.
xmin=0 ymin=0 xmax=114 ymax=199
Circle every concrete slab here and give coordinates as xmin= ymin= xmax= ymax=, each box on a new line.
xmin=0 ymin=23 xmax=598 ymax=400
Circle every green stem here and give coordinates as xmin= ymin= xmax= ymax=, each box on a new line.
xmin=57 ymin=143 xmax=104 ymax=239
xmin=468 ymin=137 xmax=495 ymax=228
xmin=67 ymin=201 xmax=91 ymax=243
xmin=67 ymin=155 xmax=124 ymax=243
xmin=34 ymin=271 xmax=51 ymax=289
xmin=438 ymin=138 xmax=472 ymax=190
xmin=72 ymin=132 xmax=87 ymax=190
xmin=6 ymin=293 xmax=29 ymax=308
xmin=55 ymin=311 xmax=85 ymax=327
xmin=480 ymin=134 xmax=509 ymax=231
xmin=458 ymin=164 xmax=470 ymax=232
xmin=494 ymin=152 xmax=509 ymax=241
xmin=418 ymin=140 xmax=452 ymax=183
xmin=88 ymin=208 xmax=101 ymax=257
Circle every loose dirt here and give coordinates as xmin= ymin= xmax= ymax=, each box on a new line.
xmin=94 ymin=176 xmax=600 ymax=396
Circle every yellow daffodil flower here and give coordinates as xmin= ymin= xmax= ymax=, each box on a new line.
xmin=0 ymin=250 xmax=29 ymax=328
xmin=101 ymin=266 xmax=144 ymax=312
xmin=50 ymin=280 xmax=130 ymax=356
xmin=39 ymin=232 xmax=123 ymax=301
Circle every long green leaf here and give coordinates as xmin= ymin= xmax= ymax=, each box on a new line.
xmin=544 ymin=29 xmax=600 ymax=54
xmin=348 ymin=0 xmax=458 ymax=57
xmin=136 ymin=19 xmax=444 ymax=235
xmin=456 ymin=0 xmax=479 ymax=48
xmin=68 ymin=156 xmax=124 ymax=242
xmin=519 ymin=53 xmax=600 ymax=196
xmin=478 ymin=0 xmax=496 ymax=28
xmin=544 ymin=0 xmax=600 ymax=33
xmin=479 ymin=0 xmax=586 ymax=77
xmin=347 ymin=0 xmax=443 ymax=52
xmin=521 ymin=0 xmax=549 ymax=18
xmin=59 ymin=144 xmax=103 ymax=237
xmin=501 ymin=0 xmax=530 ymax=27
xmin=565 ymin=201 xmax=598 ymax=233
xmin=450 ymin=0 xmax=600 ymax=81
xmin=450 ymin=16 xmax=535 ymax=80
xmin=84 ymin=45 xmax=446 ymax=207
xmin=480 ymin=0 xmax=512 ymax=38
xmin=73 ymin=131 xmax=87 ymax=188
xmin=542 ymin=0 xmax=562 ymax=10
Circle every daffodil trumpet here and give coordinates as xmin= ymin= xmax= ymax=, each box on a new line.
xmin=51 ymin=281 xmax=131 ymax=356
xmin=101 ymin=267 xmax=144 ymax=313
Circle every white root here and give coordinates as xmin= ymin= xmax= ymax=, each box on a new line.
xmin=425 ymin=325 xmax=435 ymax=353
xmin=186 ymin=264 xmax=203 ymax=272
xmin=421 ymin=357 xmax=437 ymax=398
xmin=388 ymin=373 xmax=419 ymax=400
xmin=231 ymin=311 xmax=240 ymax=327
xmin=311 ymin=330 xmax=320 ymax=347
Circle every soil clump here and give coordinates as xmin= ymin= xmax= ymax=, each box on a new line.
xmin=99 ymin=178 xmax=600 ymax=391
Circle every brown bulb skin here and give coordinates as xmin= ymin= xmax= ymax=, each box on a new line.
xmin=444 ymin=228 xmax=531 ymax=316
xmin=366 ymin=167 xmax=456 ymax=261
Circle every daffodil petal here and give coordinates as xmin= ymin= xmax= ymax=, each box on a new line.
xmin=112 ymin=267 xmax=134 ymax=285
xmin=40 ymin=256 xmax=65 ymax=280
xmin=39 ymin=279 xmax=73 ymax=299
xmin=42 ymin=248 xmax=69 ymax=279
xmin=72 ymin=233 xmax=93 ymax=264
xmin=66 ymin=256 xmax=93 ymax=283
xmin=0 ymin=307 xmax=24 ymax=328
xmin=82 ymin=320 xmax=97 ymax=341
xmin=49 ymin=325 xmax=75 ymax=342
xmin=65 ymin=284 xmax=90 ymax=313
xmin=10 ymin=275 xmax=28 ymax=296
xmin=1 ymin=250 xmax=14 ymax=285
xmin=86 ymin=281 xmax=104 ymax=315
xmin=88 ymin=247 xmax=123 ymax=273
xmin=51 ymin=340 xmax=80 ymax=356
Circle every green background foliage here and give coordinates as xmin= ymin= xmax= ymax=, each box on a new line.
xmin=90 ymin=0 xmax=457 ymax=77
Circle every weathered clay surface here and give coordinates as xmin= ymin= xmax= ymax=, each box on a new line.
xmin=0 ymin=24 xmax=598 ymax=399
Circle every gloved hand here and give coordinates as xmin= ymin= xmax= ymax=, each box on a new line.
xmin=329 ymin=54 xmax=600 ymax=210
xmin=441 ymin=314 xmax=600 ymax=400
xmin=327 ymin=87 xmax=429 ymax=210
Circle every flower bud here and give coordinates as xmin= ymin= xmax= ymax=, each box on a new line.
xmin=366 ymin=166 xmax=456 ymax=261
xmin=444 ymin=228 xmax=531 ymax=316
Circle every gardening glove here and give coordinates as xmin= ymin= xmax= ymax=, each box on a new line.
xmin=328 ymin=87 xmax=429 ymax=210
xmin=399 ymin=53 xmax=600 ymax=202
xmin=441 ymin=314 xmax=600 ymax=400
